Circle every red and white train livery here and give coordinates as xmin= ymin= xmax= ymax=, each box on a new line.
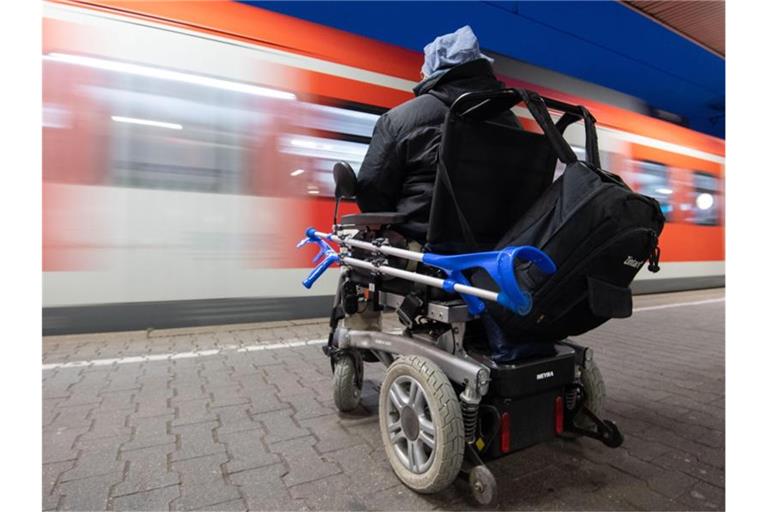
xmin=42 ymin=1 xmax=725 ymax=333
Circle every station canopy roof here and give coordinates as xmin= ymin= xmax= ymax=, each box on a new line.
xmin=625 ymin=1 xmax=724 ymax=57
xmin=246 ymin=1 xmax=725 ymax=138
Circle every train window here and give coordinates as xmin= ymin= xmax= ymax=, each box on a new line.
xmin=278 ymin=104 xmax=379 ymax=197
xmin=106 ymin=72 xmax=263 ymax=193
xmin=110 ymin=121 xmax=245 ymax=194
xmin=298 ymin=103 xmax=379 ymax=139
xmin=278 ymin=134 xmax=369 ymax=196
xmin=46 ymin=54 xmax=365 ymax=196
xmin=634 ymin=161 xmax=673 ymax=216
xmin=103 ymin=73 xmax=378 ymax=197
xmin=688 ymin=171 xmax=721 ymax=226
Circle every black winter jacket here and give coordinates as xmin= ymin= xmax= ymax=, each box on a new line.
xmin=356 ymin=59 xmax=519 ymax=242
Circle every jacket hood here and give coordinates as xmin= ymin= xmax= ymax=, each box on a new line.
xmin=413 ymin=58 xmax=503 ymax=105
xmin=420 ymin=25 xmax=494 ymax=77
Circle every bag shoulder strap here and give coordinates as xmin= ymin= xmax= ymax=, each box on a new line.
xmin=513 ymin=89 xmax=578 ymax=165
xmin=578 ymin=106 xmax=601 ymax=169
xmin=554 ymin=106 xmax=601 ymax=168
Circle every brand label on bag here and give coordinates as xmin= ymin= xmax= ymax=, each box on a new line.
xmin=536 ymin=370 xmax=555 ymax=381
xmin=623 ymin=256 xmax=643 ymax=269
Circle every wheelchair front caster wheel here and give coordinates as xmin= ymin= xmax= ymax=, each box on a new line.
xmin=333 ymin=354 xmax=362 ymax=412
xmin=379 ymin=355 xmax=464 ymax=494
xmin=601 ymin=420 xmax=624 ymax=448
xmin=469 ymin=465 xmax=497 ymax=505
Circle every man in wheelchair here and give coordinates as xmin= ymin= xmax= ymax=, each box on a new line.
xmin=296 ymin=27 xmax=663 ymax=505
xmin=351 ymin=26 xmax=526 ymax=347
xmin=356 ymin=25 xmax=519 ymax=244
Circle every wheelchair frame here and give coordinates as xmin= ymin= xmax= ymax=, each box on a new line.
xmin=296 ymin=88 xmax=630 ymax=503
xmin=300 ymin=219 xmax=624 ymax=504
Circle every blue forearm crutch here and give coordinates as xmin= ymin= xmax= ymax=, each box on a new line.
xmin=297 ymin=227 xmax=556 ymax=316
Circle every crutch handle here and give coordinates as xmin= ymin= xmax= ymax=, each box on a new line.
xmin=297 ymin=228 xmax=340 ymax=289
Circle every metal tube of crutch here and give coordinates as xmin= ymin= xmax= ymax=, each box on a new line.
xmin=313 ymin=231 xmax=424 ymax=263
xmin=341 ymin=255 xmax=500 ymax=303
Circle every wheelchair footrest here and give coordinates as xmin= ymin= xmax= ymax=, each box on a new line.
xmin=566 ymin=406 xmax=625 ymax=448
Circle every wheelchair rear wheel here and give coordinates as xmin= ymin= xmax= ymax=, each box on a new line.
xmin=379 ymin=355 xmax=464 ymax=494
xmin=333 ymin=353 xmax=362 ymax=412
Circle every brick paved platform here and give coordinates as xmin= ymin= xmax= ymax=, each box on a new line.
xmin=42 ymin=289 xmax=724 ymax=511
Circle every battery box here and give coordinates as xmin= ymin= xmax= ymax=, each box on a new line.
xmin=472 ymin=344 xmax=576 ymax=458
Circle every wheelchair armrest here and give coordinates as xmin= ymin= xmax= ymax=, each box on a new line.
xmin=340 ymin=212 xmax=406 ymax=227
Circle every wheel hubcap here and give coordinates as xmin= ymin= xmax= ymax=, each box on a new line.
xmin=386 ymin=375 xmax=436 ymax=474
xmin=400 ymin=406 xmax=420 ymax=441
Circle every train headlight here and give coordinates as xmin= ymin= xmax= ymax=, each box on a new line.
xmin=696 ymin=193 xmax=714 ymax=210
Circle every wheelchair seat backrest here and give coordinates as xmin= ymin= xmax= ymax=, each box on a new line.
xmin=426 ymin=90 xmax=561 ymax=254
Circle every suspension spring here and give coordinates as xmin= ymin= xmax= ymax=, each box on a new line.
xmin=565 ymin=386 xmax=579 ymax=411
xmin=461 ymin=399 xmax=480 ymax=443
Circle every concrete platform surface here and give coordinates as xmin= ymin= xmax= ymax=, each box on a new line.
xmin=42 ymin=289 xmax=725 ymax=511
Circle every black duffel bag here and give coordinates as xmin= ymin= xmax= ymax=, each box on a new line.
xmin=463 ymin=89 xmax=666 ymax=343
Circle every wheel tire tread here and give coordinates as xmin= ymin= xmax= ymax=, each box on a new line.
xmin=575 ymin=359 xmax=606 ymax=429
xmin=379 ymin=355 xmax=465 ymax=494
xmin=333 ymin=355 xmax=361 ymax=412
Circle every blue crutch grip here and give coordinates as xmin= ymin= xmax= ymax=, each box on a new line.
xmin=297 ymin=227 xmax=339 ymax=289
xmin=302 ymin=252 xmax=339 ymax=289
xmin=495 ymin=246 xmax=556 ymax=315
xmin=422 ymin=245 xmax=556 ymax=316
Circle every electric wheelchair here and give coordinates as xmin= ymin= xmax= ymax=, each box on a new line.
xmin=298 ymin=90 xmax=624 ymax=505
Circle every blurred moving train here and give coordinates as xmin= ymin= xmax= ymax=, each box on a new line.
xmin=43 ymin=0 xmax=725 ymax=334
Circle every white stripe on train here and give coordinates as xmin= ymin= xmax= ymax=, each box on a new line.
xmin=43 ymin=1 xmax=415 ymax=93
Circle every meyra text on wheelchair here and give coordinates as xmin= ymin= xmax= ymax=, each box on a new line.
xmin=297 ymin=88 xmax=665 ymax=504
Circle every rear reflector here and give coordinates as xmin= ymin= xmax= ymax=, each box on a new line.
xmin=554 ymin=395 xmax=564 ymax=435
xmin=500 ymin=412 xmax=511 ymax=453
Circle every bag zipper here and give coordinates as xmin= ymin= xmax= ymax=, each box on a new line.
xmin=647 ymin=233 xmax=661 ymax=273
